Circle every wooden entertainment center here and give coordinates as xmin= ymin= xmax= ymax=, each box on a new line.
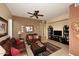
xmin=48 ymin=25 xmax=69 ymax=45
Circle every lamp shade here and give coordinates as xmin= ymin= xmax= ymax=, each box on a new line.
xmin=18 ymin=31 xmax=21 ymax=34
xmin=21 ymin=25 xmax=24 ymax=33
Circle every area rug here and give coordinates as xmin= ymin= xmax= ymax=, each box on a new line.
xmin=37 ymin=42 xmax=61 ymax=56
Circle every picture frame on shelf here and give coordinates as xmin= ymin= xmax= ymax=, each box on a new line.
xmin=25 ymin=25 xmax=33 ymax=32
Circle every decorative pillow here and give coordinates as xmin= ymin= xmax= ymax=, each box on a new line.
xmin=28 ymin=36 xmax=33 ymax=40
xmin=11 ymin=47 xmax=20 ymax=56
xmin=34 ymin=35 xmax=39 ymax=39
xmin=36 ymin=41 xmax=44 ymax=47
xmin=16 ymin=38 xmax=21 ymax=45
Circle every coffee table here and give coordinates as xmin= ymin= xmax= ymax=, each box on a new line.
xmin=31 ymin=43 xmax=46 ymax=56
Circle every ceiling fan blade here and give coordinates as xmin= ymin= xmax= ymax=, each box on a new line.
xmin=38 ymin=14 xmax=44 ymax=17
xmin=30 ymin=15 xmax=34 ymax=17
xmin=35 ymin=15 xmax=38 ymax=19
xmin=27 ymin=12 xmax=33 ymax=15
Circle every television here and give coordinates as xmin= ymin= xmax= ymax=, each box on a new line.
xmin=54 ymin=31 xmax=62 ymax=36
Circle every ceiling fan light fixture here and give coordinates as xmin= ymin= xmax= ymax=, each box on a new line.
xmin=27 ymin=10 xmax=44 ymax=19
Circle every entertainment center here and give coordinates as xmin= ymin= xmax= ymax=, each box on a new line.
xmin=48 ymin=25 xmax=69 ymax=44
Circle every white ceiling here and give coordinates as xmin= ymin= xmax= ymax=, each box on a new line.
xmin=6 ymin=3 xmax=71 ymax=20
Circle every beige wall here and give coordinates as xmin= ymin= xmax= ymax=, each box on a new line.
xmin=0 ymin=4 xmax=12 ymax=42
xmin=69 ymin=4 xmax=79 ymax=55
xmin=46 ymin=14 xmax=69 ymax=40
xmin=0 ymin=4 xmax=11 ymax=20
xmin=12 ymin=16 xmax=46 ymax=42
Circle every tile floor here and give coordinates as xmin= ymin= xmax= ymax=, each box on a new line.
xmin=48 ymin=40 xmax=69 ymax=56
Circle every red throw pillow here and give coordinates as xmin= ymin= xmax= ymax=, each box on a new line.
xmin=11 ymin=47 xmax=20 ymax=56
xmin=16 ymin=38 xmax=21 ymax=45
xmin=28 ymin=36 xmax=33 ymax=40
xmin=34 ymin=35 xmax=39 ymax=39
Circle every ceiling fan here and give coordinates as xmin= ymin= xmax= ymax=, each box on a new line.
xmin=27 ymin=10 xmax=44 ymax=19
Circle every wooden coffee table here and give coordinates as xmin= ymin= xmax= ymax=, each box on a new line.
xmin=31 ymin=43 xmax=46 ymax=56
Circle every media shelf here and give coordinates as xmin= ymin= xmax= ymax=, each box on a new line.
xmin=63 ymin=25 xmax=69 ymax=44
xmin=53 ymin=35 xmax=61 ymax=42
xmin=48 ymin=26 xmax=53 ymax=39
xmin=48 ymin=25 xmax=69 ymax=45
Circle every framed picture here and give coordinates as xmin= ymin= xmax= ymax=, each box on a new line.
xmin=0 ymin=17 xmax=8 ymax=37
xmin=26 ymin=25 xmax=33 ymax=32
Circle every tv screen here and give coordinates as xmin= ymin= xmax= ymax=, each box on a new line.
xmin=54 ymin=31 xmax=62 ymax=36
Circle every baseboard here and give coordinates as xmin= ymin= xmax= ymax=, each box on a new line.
xmin=69 ymin=53 xmax=74 ymax=56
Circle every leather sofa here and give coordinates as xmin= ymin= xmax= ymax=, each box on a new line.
xmin=0 ymin=37 xmax=11 ymax=55
xmin=26 ymin=33 xmax=41 ymax=45
xmin=26 ymin=33 xmax=46 ymax=55
xmin=0 ymin=37 xmax=27 ymax=56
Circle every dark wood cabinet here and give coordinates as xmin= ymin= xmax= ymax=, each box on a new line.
xmin=48 ymin=25 xmax=69 ymax=45
xmin=63 ymin=25 xmax=69 ymax=44
xmin=48 ymin=26 xmax=53 ymax=39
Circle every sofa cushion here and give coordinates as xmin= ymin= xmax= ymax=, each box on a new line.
xmin=16 ymin=38 xmax=21 ymax=45
xmin=0 ymin=37 xmax=10 ymax=46
xmin=2 ymin=40 xmax=11 ymax=55
xmin=34 ymin=35 xmax=39 ymax=39
xmin=28 ymin=35 xmax=33 ymax=40
xmin=11 ymin=47 xmax=20 ymax=56
xmin=10 ymin=38 xmax=16 ymax=47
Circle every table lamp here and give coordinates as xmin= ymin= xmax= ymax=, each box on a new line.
xmin=18 ymin=31 xmax=21 ymax=38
